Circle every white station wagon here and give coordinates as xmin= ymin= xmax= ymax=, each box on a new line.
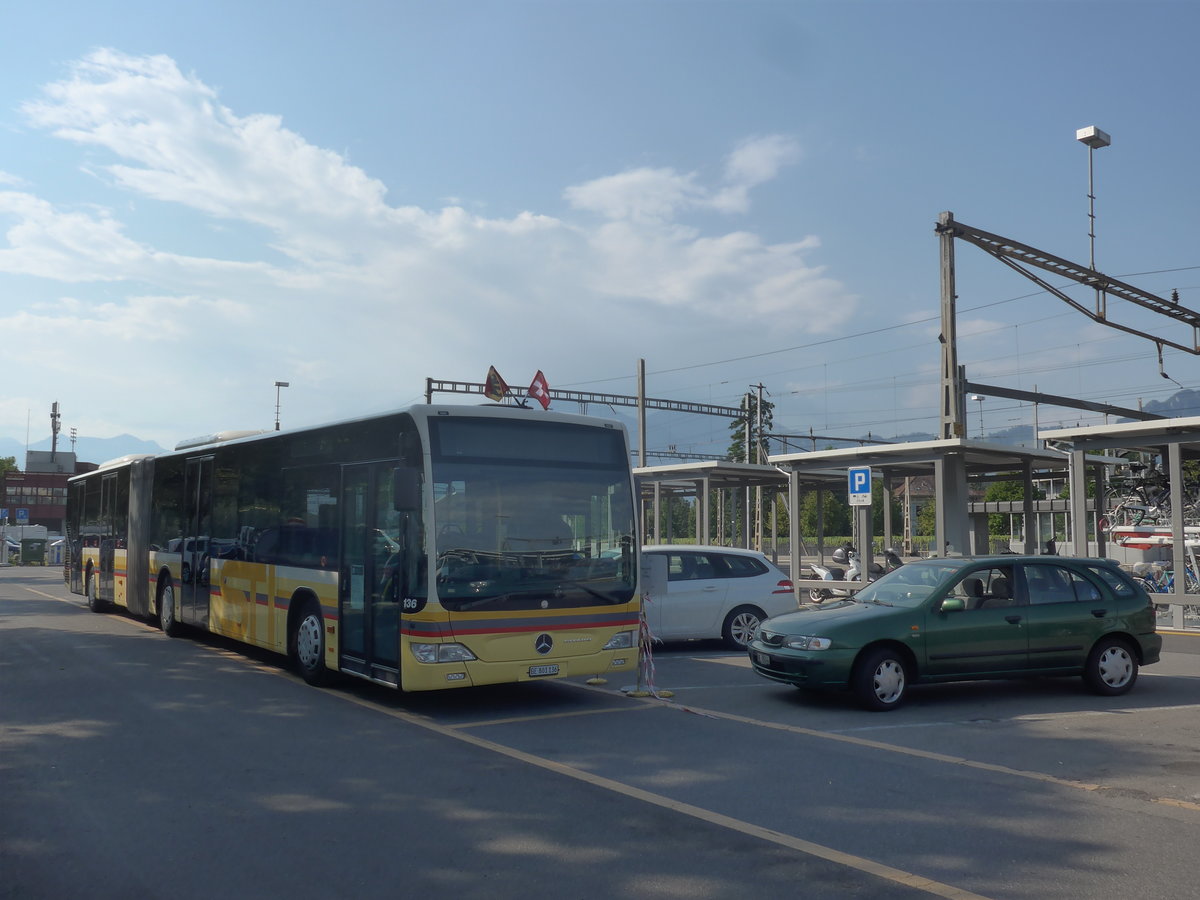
xmin=642 ymin=545 xmax=797 ymax=649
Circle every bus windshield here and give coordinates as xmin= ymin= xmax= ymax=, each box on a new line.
xmin=429 ymin=419 xmax=636 ymax=611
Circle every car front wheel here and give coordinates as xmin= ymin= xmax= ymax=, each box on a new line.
xmin=722 ymin=606 xmax=764 ymax=650
xmin=853 ymin=647 xmax=909 ymax=711
xmin=1083 ymin=637 xmax=1138 ymax=696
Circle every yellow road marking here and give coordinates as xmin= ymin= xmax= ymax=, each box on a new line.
xmin=332 ymin=687 xmax=995 ymax=900
xmin=613 ymin=695 xmax=1200 ymax=813
xmin=696 ymin=654 xmax=753 ymax=668
xmin=21 ymin=585 xmax=76 ymax=603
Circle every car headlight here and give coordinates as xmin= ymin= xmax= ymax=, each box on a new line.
xmin=785 ymin=635 xmax=832 ymax=651
xmin=411 ymin=642 xmax=478 ymax=663
xmin=603 ymin=630 xmax=636 ymax=650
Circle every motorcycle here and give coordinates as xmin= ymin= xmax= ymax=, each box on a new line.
xmin=882 ymin=547 xmax=905 ymax=571
xmin=809 ymin=544 xmax=874 ymax=602
xmin=808 ymin=544 xmax=908 ymax=602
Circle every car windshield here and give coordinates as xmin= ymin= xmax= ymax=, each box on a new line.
xmin=853 ymin=562 xmax=959 ymax=608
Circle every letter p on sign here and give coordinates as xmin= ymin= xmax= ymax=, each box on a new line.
xmin=848 ymin=466 xmax=872 ymax=506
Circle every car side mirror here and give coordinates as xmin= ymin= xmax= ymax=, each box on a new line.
xmin=940 ymin=597 xmax=966 ymax=613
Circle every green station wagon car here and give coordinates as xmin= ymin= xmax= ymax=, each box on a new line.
xmin=748 ymin=555 xmax=1162 ymax=711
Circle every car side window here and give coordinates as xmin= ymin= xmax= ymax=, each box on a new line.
xmin=713 ymin=554 xmax=767 ymax=578
xmin=1070 ymin=572 xmax=1103 ymax=603
xmin=1024 ymin=564 xmax=1098 ymax=605
xmin=1084 ymin=564 xmax=1137 ymax=599
xmin=664 ymin=553 xmax=687 ymax=582
xmin=947 ymin=566 xmax=1017 ymax=610
xmin=663 ymin=552 xmax=717 ymax=581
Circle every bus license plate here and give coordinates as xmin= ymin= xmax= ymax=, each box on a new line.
xmin=528 ymin=664 xmax=559 ymax=677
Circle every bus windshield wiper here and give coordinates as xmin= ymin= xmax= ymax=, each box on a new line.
xmin=454 ymin=590 xmax=547 ymax=611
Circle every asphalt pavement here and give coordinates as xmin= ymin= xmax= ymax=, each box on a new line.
xmin=3 ymin=566 xmax=1198 ymax=900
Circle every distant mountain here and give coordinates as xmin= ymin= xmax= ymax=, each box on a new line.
xmin=0 ymin=434 xmax=167 ymax=468
xmin=892 ymin=431 xmax=937 ymax=444
xmin=1135 ymin=389 xmax=1200 ymax=419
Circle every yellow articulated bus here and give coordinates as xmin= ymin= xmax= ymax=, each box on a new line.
xmin=66 ymin=404 xmax=641 ymax=691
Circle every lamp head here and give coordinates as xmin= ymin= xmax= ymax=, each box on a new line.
xmin=1075 ymin=126 xmax=1111 ymax=149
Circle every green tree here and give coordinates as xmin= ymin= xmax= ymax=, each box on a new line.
xmin=871 ymin=482 xmax=904 ymax=538
xmin=724 ymin=392 xmax=776 ymax=545
xmin=727 ymin=392 xmax=775 ymax=464
xmin=916 ymin=500 xmax=937 ymax=537
xmin=984 ymin=479 xmax=1045 ymax=536
xmin=797 ymin=490 xmax=851 ymax=538
xmin=0 ymin=456 xmax=17 ymax=477
xmin=648 ymin=496 xmax=696 ymax=542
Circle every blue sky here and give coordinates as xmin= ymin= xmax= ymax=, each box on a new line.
xmin=2 ymin=0 xmax=1198 ymax=457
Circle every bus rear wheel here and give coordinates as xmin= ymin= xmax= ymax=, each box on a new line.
xmin=86 ymin=570 xmax=107 ymax=613
xmin=159 ymin=578 xmax=181 ymax=637
xmin=292 ymin=599 xmax=330 ymax=686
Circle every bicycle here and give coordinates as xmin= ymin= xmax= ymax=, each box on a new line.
xmin=1102 ymin=469 xmax=1172 ymax=531
xmin=1135 ymin=564 xmax=1200 ymax=618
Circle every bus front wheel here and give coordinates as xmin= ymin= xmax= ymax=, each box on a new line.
xmin=292 ymin=599 xmax=330 ymax=686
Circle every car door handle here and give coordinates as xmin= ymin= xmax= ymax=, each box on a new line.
xmin=1090 ymin=609 xmax=1109 ymax=618
xmin=1005 ymin=615 xmax=1023 ymax=625
xmin=703 ymin=586 xmax=719 ymax=592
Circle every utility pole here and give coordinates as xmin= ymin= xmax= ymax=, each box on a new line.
xmin=936 ymin=212 xmax=964 ymax=439
xmin=753 ymin=382 xmax=767 ymax=551
xmin=50 ymin=401 xmax=61 ymax=462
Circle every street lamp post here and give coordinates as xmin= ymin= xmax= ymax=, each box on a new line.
xmin=970 ymin=394 xmax=985 ymax=438
xmin=274 ymin=381 xmax=290 ymax=431
xmin=1076 ymin=125 xmax=1111 ymax=317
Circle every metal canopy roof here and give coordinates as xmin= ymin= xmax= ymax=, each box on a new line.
xmin=633 ymin=438 xmax=1071 ymax=498
xmin=633 ymin=460 xmax=795 ymax=493
xmin=634 ymin=440 xmax=1070 ymax=557
xmin=769 ymin=437 xmax=1069 ymax=479
xmin=1041 ymin=415 xmax=1200 ymax=457
xmin=1036 ymin=417 xmax=1200 ymax=573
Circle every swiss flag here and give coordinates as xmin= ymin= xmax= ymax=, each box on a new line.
xmin=528 ymin=370 xmax=551 ymax=409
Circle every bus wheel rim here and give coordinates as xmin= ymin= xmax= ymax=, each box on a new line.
xmin=297 ymin=614 xmax=322 ymax=669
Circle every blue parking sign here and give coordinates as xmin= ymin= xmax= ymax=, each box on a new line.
xmin=16 ymin=508 xmax=29 ymax=524
xmin=848 ymin=467 xmax=872 ymax=506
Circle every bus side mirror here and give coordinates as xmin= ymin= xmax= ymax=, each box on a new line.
xmin=392 ymin=467 xmax=421 ymax=511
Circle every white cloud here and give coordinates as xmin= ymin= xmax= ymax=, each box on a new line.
xmin=1 ymin=50 xmax=857 ymax=445
xmin=564 ymin=168 xmax=706 ymax=223
xmin=564 ymin=135 xmax=801 ymax=221
xmin=713 ymin=135 xmax=801 ymax=213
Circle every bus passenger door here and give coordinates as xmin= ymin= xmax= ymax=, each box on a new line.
xmin=67 ymin=482 xmax=84 ymax=593
xmin=182 ymin=456 xmax=214 ymax=627
xmin=98 ymin=472 xmax=118 ymax=602
xmin=340 ymin=463 xmax=401 ymax=681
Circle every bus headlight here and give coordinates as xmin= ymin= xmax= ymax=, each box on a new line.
xmin=602 ymin=630 xmax=636 ymax=650
xmin=411 ymin=642 xmax=478 ymax=663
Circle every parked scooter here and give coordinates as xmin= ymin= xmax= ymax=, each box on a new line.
xmin=809 ymin=544 xmax=870 ymax=602
xmin=882 ymin=547 xmax=905 ymax=571
xmin=807 ymin=544 xmax=906 ymax=602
